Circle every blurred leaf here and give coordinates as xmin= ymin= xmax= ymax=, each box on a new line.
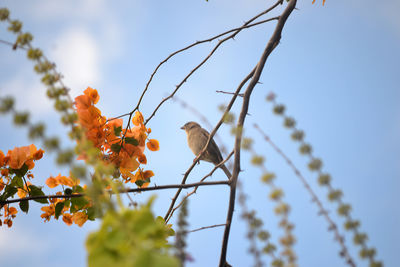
xmin=86 ymin=197 xmax=179 ymax=267
xmin=71 ymin=196 xmax=89 ymax=210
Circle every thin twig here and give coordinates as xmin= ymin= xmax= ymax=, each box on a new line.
xmin=134 ymin=2 xmax=282 ymax=115
xmin=144 ymin=15 xmax=281 ymax=125
xmin=219 ymin=1 xmax=297 ymax=266
xmin=253 ymin=123 xmax=356 ymax=267
xmin=187 ymin=223 xmax=226 ymax=233
xmin=0 ymin=38 xmax=27 ymax=50
xmin=216 ymin=90 xmax=244 ymax=97
xmin=166 ymin=151 xmax=234 ymax=222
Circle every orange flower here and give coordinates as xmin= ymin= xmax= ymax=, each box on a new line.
xmin=17 ymin=181 xmax=31 ymax=198
xmin=132 ymin=169 xmax=144 ymax=183
xmin=25 ymin=159 xmax=35 ymax=170
xmin=72 ymin=211 xmax=88 ymax=227
xmin=63 ymin=213 xmax=73 ymax=225
xmin=46 ymin=176 xmax=59 ymax=188
xmin=4 ymin=218 xmax=12 ymax=228
xmin=75 ymin=94 xmax=92 ymax=110
xmin=146 ymin=139 xmax=159 ymax=151
xmin=138 ymin=154 xmax=147 ymax=164
xmin=84 ymin=87 xmax=99 ymax=105
xmin=86 ymin=127 xmax=106 ymax=148
xmin=119 ymin=157 xmax=140 ymax=173
xmin=0 ymin=150 xmax=4 ymax=166
xmin=0 ymin=178 xmax=5 ymax=191
xmin=78 ymin=106 xmax=103 ymax=129
xmin=33 ymin=149 xmax=44 ymax=160
xmin=132 ymin=111 xmax=144 ymax=126
xmin=1 ymin=169 xmax=8 ymax=177
xmin=47 ymin=174 xmax=79 ymax=188
xmin=6 ymin=206 xmax=18 ymax=216
xmin=7 ymin=145 xmax=32 ymax=169
xmin=40 ymin=205 xmax=55 ymax=222
xmin=143 ymin=170 xmax=154 ymax=180
xmin=6 ymin=144 xmax=40 ymax=170
xmin=57 ymin=175 xmax=76 ymax=187
xmin=17 ymin=188 xmax=27 ymax=198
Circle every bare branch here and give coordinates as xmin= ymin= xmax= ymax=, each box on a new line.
xmin=143 ymin=14 xmax=281 ymax=125
xmin=0 ymin=38 xmax=26 ymax=50
xmin=219 ymin=1 xmax=297 ymax=266
xmin=0 ymin=180 xmax=229 ymax=206
xmin=134 ymin=0 xmax=282 ymax=115
xmin=187 ymin=223 xmax=226 ymax=233
xmin=165 ymin=151 xmax=234 ymax=223
xmin=216 ymin=90 xmax=244 ymax=97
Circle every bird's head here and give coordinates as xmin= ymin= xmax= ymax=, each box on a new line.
xmin=180 ymin=121 xmax=201 ymax=132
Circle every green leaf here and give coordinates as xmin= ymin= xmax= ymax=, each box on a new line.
xmin=11 ymin=176 xmax=24 ymax=188
xmin=125 ymin=137 xmax=139 ymax=146
xmin=55 ymin=202 xmax=64 ymax=219
xmin=2 ymin=185 xmax=18 ymax=200
xmin=71 ymin=196 xmax=89 ymax=210
xmin=70 ymin=204 xmax=77 ymax=213
xmin=86 ymin=207 xmax=96 ymax=220
xmin=73 ymin=185 xmax=84 ymax=193
xmin=64 ymin=188 xmax=73 ymax=195
xmin=28 ymin=185 xmax=48 ymax=204
xmin=111 ymin=143 xmax=122 ymax=153
xmin=135 ymin=180 xmax=145 ymax=187
xmin=10 ymin=164 xmax=29 ymax=177
xmin=86 ymin=198 xmax=179 ymax=267
xmin=113 ymin=126 xmax=122 ymax=136
xmin=19 ymin=199 xmax=29 ymax=213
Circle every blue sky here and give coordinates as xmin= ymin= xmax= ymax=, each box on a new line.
xmin=0 ymin=0 xmax=399 ymax=266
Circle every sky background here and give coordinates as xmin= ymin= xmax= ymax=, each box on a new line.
xmin=0 ymin=0 xmax=399 ymax=266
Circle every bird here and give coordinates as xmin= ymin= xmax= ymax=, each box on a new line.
xmin=181 ymin=121 xmax=231 ymax=179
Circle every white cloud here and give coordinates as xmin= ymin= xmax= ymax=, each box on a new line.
xmin=50 ymin=28 xmax=101 ymax=97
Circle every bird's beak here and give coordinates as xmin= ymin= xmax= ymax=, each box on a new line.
xmin=180 ymin=126 xmax=185 ymax=130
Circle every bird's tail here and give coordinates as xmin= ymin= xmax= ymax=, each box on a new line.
xmin=220 ymin=164 xmax=231 ymax=180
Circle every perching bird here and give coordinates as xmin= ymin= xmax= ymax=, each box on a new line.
xmin=181 ymin=121 xmax=231 ymax=179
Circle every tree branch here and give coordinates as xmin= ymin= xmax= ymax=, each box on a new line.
xmin=187 ymin=223 xmax=226 ymax=233
xmin=134 ymin=0 xmax=283 ymax=114
xmin=219 ymin=1 xmax=297 ymax=266
xmin=143 ymin=10 xmax=282 ymax=125
xmin=0 ymin=180 xmax=229 ymax=206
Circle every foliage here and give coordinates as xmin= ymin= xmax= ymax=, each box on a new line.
xmin=86 ymin=198 xmax=179 ymax=267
